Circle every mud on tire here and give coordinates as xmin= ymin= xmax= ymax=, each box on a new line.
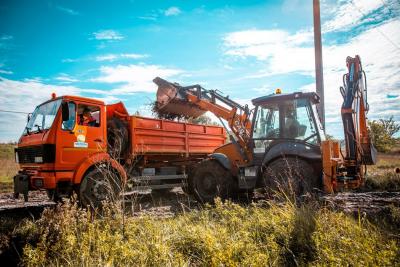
xmin=263 ymin=157 xmax=320 ymax=197
xmin=191 ymin=159 xmax=234 ymax=203
xmin=79 ymin=165 xmax=123 ymax=209
xmin=107 ymin=117 xmax=129 ymax=157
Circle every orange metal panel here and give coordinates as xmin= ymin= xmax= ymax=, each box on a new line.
xmin=130 ymin=116 xmax=226 ymax=156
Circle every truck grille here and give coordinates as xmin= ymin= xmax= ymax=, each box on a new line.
xmin=15 ymin=144 xmax=56 ymax=164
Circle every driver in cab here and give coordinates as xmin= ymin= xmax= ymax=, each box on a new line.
xmin=79 ymin=108 xmax=96 ymax=126
xmin=284 ymin=105 xmax=301 ymax=138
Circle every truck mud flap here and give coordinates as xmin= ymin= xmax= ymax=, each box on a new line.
xmin=14 ymin=174 xmax=29 ymax=201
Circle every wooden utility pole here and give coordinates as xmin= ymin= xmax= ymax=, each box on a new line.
xmin=313 ymin=0 xmax=325 ymax=129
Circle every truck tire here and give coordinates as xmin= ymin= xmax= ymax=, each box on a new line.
xmin=107 ymin=117 xmax=129 ymax=157
xmin=182 ymin=164 xmax=196 ymax=194
xmin=191 ymin=159 xmax=234 ymax=203
xmin=79 ymin=165 xmax=123 ymax=209
xmin=263 ymin=157 xmax=319 ymax=196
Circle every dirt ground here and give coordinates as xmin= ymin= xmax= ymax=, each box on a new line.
xmin=1 ymin=187 xmax=399 ymax=220
xmin=0 ymin=152 xmax=399 ymax=219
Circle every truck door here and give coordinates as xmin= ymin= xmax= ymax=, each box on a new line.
xmin=56 ymin=101 xmax=106 ymax=170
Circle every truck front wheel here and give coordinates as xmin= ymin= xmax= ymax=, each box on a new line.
xmin=79 ymin=166 xmax=122 ymax=209
xmin=191 ymin=160 xmax=234 ymax=203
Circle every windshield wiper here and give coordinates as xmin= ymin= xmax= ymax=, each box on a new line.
xmin=25 ymin=126 xmax=31 ymax=135
xmin=34 ymin=124 xmax=43 ymax=133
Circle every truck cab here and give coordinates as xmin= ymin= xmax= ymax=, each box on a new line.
xmin=14 ymin=95 xmax=120 ymax=201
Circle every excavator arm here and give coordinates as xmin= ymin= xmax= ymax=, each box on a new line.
xmin=153 ymin=77 xmax=253 ymax=160
xmin=341 ymin=55 xmax=377 ymax=166
xmin=322 ymin=55 xmax=377 ymax=193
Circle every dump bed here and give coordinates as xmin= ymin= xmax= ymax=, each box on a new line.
xmin=130 ymin=116 xmax=226 ymax=156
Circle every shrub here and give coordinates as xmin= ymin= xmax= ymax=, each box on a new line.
xmin=368 ymin=117 xmax=400 ymax=152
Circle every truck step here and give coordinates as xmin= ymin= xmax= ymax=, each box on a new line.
xmin=123 ymin=183 xmax=183 ymax=196
xmin=129 ymin=174 xmax=187 ymax=182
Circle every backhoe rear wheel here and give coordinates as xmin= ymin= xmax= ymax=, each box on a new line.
xmin=263 ymin=157 xmax=320 ymax=197
xmin=79 ymin=165 xmax=123 ymax=209
xmin=191 ymin=159 xmax=234 ymax=203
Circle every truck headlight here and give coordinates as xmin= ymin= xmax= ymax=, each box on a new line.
xmin=15 ymin=152 xmax=19 ymax=163
xmin=34 ymin=156 xmax=43 ymax=163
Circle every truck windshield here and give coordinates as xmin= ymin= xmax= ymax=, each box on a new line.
xmin=24 ymin=99 xmax=62 ymax=134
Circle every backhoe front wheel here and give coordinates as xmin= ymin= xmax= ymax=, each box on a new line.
xmin=79 ymin=165 xmax=123 ymax=209
xmin=191 ymin=160 xmax=234 ymax=203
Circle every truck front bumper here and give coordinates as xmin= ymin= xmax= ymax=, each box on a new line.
xmin=13 ymin=170 xmax=54 ymax=201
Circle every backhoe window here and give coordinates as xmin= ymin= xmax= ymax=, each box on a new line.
xmin=283 ymin=99 xmax=318 ymax=144
xmin=253 ymin=104 xmax=279 ymax=139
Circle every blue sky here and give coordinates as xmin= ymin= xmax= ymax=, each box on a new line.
xmin=0 ymin=0 xmax=399 ymax=142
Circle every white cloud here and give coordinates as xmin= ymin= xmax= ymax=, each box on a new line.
xmin=321 ymin=0 xmax=395 ymax=33
xmin=55 ymin=73 xmax=78 ymax=83
xmin=121 ymin=53 xmax=148 ymax=59
xmin=93 ymin=30 xmax=124 ymax=40
xmin=56 ymin=6 xmax=79 ymax=16
xmin=164 ymin=7 xmax=181 ymax=16
xmin=95 ymin=53 xmax=148 ymax=61
xmin=0 ymin=35 xmax=13 ymax=50
xmin=0 ymin=35 xmax=13 ymax=41
xmin=138 ymin=16 xmax=157 ymax=21
xmin=223 ymin=13 xmax=400 ymax=136
xmin=0 ymin=69 xmax=13 ymax=75
xmin=92 ymin=64 xmax=183 ymax=94
xmin=224 ymin=29 xmax=315 ymax=76
xmin=96 ymin=54 xmax=118 ymax=61
xmin=62 ymin=58 xmax=79 ymax=63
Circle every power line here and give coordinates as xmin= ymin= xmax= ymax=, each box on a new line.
xmin=0 ymin=109 xmax=29 ymax=114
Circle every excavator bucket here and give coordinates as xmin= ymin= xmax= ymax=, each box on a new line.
xmin=153 ymin=77 xmax=206 ymax=118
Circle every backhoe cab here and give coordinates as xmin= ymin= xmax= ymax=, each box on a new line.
xmin=251 ymin=91 xmax=324 ymax=151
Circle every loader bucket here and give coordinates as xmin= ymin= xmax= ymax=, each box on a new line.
xmin=153 ymin=77 xmax=206 ymax=118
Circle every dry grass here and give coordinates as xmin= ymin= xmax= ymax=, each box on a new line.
xmin=11 ymin=200 xmax=399 ymax=266
xmin=365 ymin=154 xmax=400 ymax=191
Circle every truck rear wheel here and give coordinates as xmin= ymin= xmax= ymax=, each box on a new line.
xmin=79 ymin=166 xmax=122 ymax=209
xmin=191 ymin=160 xmax=234 ymax=203
xmin=107 ymin=117 xmax=129 ymax=157
xmin=263 ymin=157 xmax=319 ymax=197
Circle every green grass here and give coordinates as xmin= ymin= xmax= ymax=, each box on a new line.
xmin=11 ymin=200 xmax=399 ymax=266
xmin=365 ymin=155 xmax=400 ymax=191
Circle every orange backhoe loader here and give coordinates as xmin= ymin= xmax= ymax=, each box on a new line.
xmin=154 ymin=55 xmax=377 ymax=202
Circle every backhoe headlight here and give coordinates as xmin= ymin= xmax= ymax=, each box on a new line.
xmin=34 ymin=156 xmax=43 ymax=163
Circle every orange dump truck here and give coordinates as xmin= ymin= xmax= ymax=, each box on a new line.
xmin=13 ymin=95 xmax=226 ymax=206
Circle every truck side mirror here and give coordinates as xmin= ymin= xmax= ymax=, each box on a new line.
xmin=27 ymin=113 xmax=32 ymax=123
xmin=61 ymin=102 xmax=69 ymax=121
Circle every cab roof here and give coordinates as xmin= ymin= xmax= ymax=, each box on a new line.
xmin=251 ymin=91 xmax=320 ymax=106
xmin=39 ymin=95 xmax=105 ymax=107
xmin=62 ymin=95 xmax=105 ymax=105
